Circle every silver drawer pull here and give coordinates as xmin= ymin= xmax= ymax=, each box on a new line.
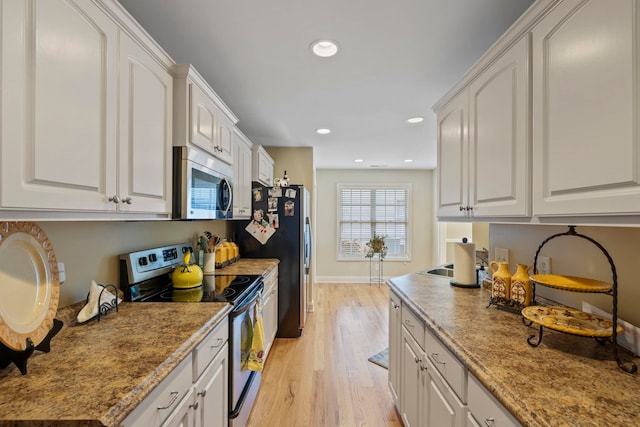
xmin=484 ymin=417 xmax=495 ymax=427
xmin=210 ymin=337 xmax=224 ymax=348
xmin=404 ymin=319 xmax=414 ymax=328
xmin=157 ymin=391 xmax=179 ymax=410
xmin=189 ymin=401 xmax=199 ymax=410
xmin=414 ymin=356 xmax=421 ymax=364
xmin=431 ymin=352 xmax=446 ymax=365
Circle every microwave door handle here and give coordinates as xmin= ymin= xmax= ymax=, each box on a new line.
xmin=221 ymin=177 xmax=233 ymax=216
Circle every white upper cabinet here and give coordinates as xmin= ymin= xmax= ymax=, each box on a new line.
xmin=252 ymin=145 xmax=274 ymax=186
xmin=173 ymin=64 xmax=237 ymax=165
xmin=0 ymin=0 xmax=173 ymax=218
xmin=1 ymin=0 xmax=118 ymax=213
xmin=437 ymin=92 xmax=468 ymax=217
xmin=468 ymin=35 xmax=531 ymax=217
xmin=232 ymin=128 xmax=253 ymax=218
xmin=532 ymin=0 xmax=640 ymax=216
xmin=437 ymin=35 xmax=531 ymax=219
xmin=118 ymin=32 xmax=173 ymax=215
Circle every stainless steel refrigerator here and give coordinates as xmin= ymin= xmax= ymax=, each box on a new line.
xmin=232 ymin=184 xmax=311 ymax=337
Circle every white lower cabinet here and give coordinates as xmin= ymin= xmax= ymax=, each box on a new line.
xmin=425 ymin=358 xmax=465 ymax=427
xmin=193 ymin=342 xmax=228 ymax=427
xmin=388 ymin=291 xmax=402 ymax=408
xmin=467 ymin=374 xmax=520 ymax=427
xmin=400 ymin=326 xmax=424 ymax=427
xmin=262 ymin=267 xmax=279 ymax=359
xmin=391 ymin=297 xmax=517 ymax=427
xmin=123 ymin=317 xmax=229 ymax=427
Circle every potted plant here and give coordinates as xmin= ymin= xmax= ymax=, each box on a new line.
xmin=365 ymin=234 xmax=388 ymax=259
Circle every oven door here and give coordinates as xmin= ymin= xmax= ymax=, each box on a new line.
xmin=229 ymin=290 xmax=261 ymax=421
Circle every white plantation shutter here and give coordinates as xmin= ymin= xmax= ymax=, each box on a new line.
xmin=337 ymin=184 xmax=410 ymax=260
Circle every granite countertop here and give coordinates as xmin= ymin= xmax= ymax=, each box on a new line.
xmin=214 ymin=258 xmax=279 ymax=276
xmin=388 ymin=273 xmax=640 ymax=427
xmin=0 ymin=302 xmax=231 ymax=426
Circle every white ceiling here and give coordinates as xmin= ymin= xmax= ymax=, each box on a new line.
xmin=118 ymin=0 xmax=535 ymax=170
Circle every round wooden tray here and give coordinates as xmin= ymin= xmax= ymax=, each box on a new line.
xmin=522 ymin=305 xmax=623 ymax=338
xmin=529 ymin=274 xmax=612 ymax=293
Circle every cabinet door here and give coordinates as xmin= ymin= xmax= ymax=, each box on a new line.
xmin=400 ymin=326 xmax=424 ymax=427
xmin=194 ymin=343 xmax=228 ymax=427
xmin=468 ymin=35 xmax=531 ymax=217
xmin=437 ymin=91 xmax=468 ymax=217
xmin=216 ymin=114 xmax=234 ymax=165
xmin=532 ymin=0 xmax=640 ymax=216
xmin=425 ymin=359 xmax=465 ymax=427
xmin=388 ymin=292 xmax=402 ymax=407
xmin=253 ymin=146 xmax=274 ymax=186
xmin=118 ymin=33 xmax=173 ymax=214
xmin=189 ymin=82 xmax=217 ymax=154
xmin=1 ymin=0 xmax=118 ymax=211
xmin=262 ymin=269 xmax=279 ymax=358
xmin=232 ymin=133 xmax=252 ymax=218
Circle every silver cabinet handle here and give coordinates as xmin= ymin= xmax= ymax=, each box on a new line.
xmin=210 ymin=338 xmax=224 ymax=348
xmin=430 ymin=352 xmax=446 ymax=365
xmin=108 ymin=195 xmax=120 ymax=204
xmin=157 ymin=391 xmax=179 ymax=410
xmin=190 ymin=401 xmax=199 ymax=410
xmin=419 ymin=363 xmax=426 ymax=371
xmin=484 ymin=418 xmax=495 ymax=427
xmin=198 ymin=389 xmax=207 ymax=398
xmin=122 ymin=196 xmax=133 ymax=204
xmin=404 ymin=319 xmax=414 ymax=328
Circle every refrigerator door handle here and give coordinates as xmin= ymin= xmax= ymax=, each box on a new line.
xmin=304 ymin=217 xmax=312 ymax=273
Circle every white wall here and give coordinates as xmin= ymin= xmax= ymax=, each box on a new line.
xmin=39 ymin=220 xmax=228 ymax=308
xmin=316 ymin=169 xmax=435 ymax=282
xmin=490 ymin=223 xmax=640 ymax=326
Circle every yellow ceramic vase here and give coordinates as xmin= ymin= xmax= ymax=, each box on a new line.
xmin=510 ymin=264 xmax=532 ymax=306
xmin=489 ymin=261 xmax=511 ymax=300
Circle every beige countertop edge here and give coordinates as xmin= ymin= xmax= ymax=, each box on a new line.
xmin=103 ymin=305 xmax=232 ymax=426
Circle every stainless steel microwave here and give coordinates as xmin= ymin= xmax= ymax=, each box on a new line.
xmin=173 ymin=146 xmax=233 ymax=219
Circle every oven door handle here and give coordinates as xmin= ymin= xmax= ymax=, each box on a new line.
xmin=230 ymin=289 xmax=261 ymax=319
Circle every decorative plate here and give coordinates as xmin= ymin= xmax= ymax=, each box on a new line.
xmin=529 ymin=274 xmax=612 ymax=293
xmin=0 ymin=222 xmax=60 ymax=351
xmin=522 ymin=306 xmax=623 ymax=338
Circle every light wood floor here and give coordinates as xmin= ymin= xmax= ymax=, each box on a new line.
xmin=247 ymin=283 xmax=402 ymax=427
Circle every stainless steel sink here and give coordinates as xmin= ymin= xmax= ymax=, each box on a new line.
xmin=419 ymin=265 xmax=454 ymax=277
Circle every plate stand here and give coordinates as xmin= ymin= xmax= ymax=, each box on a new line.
xmin=0 ymin=318 xmax=63 ymax=375
xmin=528 ymin=226 xmax=637 ymax=374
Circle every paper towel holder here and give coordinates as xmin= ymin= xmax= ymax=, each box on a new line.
xmin=450 ymin=237 xmax=481 ymax=288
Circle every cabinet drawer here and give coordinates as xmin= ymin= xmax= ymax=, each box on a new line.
xmin=425 ymin=326 xmax=467 ymax=402
xmin=193 ymin=316 xmax=229 ymax=381
xmin=401 ymin=305 xmax=425 ymax=349
xmin=122 ymin=355 xmax=193 ymax=427
xmin=263 ymin=268 xmax=278 ymax=294
xmin=468 ymin=374 xmax=520 ymax=427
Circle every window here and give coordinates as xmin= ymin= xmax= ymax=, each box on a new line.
xmin=337 ymin=183 xmax=410 ymax=260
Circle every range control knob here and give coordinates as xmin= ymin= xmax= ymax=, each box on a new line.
xmin=138 ymin=257 xmax=148 ymax=266
xmin=149 ymin=253 xmax=158 ymax=262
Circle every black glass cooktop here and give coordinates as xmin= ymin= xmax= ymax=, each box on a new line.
xmin=137 ymin=274 xmax=263 ymax=305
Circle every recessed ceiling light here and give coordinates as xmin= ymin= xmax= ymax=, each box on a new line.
xmin=316 ymin=128 xmax=331 ymax=135
xmin=404 ymin=159 xmax=414 ymax=163
xmin=354 ymin=159 xmax=364 ymax=163
xmin=407 ymin=116 xmax=424 ymax=124
xmin=311 ymin=40 xmax=339 ymax=58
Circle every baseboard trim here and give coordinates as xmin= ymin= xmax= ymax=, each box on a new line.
xmin=315 ymin=276 xmax=387 ymax=284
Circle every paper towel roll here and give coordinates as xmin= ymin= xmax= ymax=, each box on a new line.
xmin=453 ymin=241 xmax=476 ymax=286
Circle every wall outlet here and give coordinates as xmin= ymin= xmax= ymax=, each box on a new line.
xmin=537 ymin=256 xmax=551 ymax=274
xmin=494 ymin=247 xmax=509 ymax=264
